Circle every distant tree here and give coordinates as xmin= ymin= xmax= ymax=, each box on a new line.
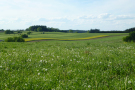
xmin=0 ymin=29 xmax=4 ymax=32
xmin=37 ymin=27 xmax=42 ymax=32
xmin=5 ymin=30 xmax=14 ymax=34
xmin=21 ymin=34 xmax=28 ymax=38
xmin=5 ymin=37 xmax=25 ymax=42
xmin=17 ymin=31 xmax=22 ymax=33
xmin=125 ymin=27 xmax=135 ymax=33
xmin=27 ymin=31 xmax=32 ymax=35
xmin=89 ymin=29 xmax=100 ymax=33
xmin=69 ymin=29 xmax=73 ymax=33
xmin=34 ymin=29 xmax=37 ymax=32
xmin=25 ymin=28 xmax=29 ymax=31
xmin=87 ymin=30 xmax=90 ymax=33
xmin=123 ymin=31 xmax=135 ymax=42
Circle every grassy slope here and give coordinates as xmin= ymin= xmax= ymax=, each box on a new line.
xmin=0 ymin=35 xmax=135 ymax=89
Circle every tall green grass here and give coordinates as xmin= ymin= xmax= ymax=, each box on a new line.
xmin=0 ymin=35 xmax=134 ymax=89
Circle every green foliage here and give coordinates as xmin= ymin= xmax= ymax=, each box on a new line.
xmin=34 ymin=29 xmax=37 ymax=32
xmin=4 ymin=37 xmax=25 ymax=42
xmin=69 ymin=29 xmax=73 ymax=33
xmin=87 ymin=30 xmax=90 ymax=33
xmin=89 ymin=29 xmax=100 ymax=33
xmin=129 ymin=31 xmax=135 ymax=40
xmin=4 ymin=30 xmax=14 ymax=34
xmin=17 ymin=31 xmax=22 ymax=33
xmin=21 ymin=34 xmax=28 ymax=38
xmin=37 ymin=27 xmax=42 ymax=32
xmin=4 ymin=37 xmax=14 ymax=42
xmin=27 ymin=32 xmax=32 ymax=35
xmin=123 ymin=31 xmax=135 ymax=42
xmin=125 ymin=27 xmax=135 ymax=33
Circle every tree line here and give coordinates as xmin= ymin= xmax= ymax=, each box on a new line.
xmin=26 ymin=25 xmax=67 ymax=32
xmin=87 ymin=27 xmax=135 ymax=33
xmin=1 ymin=25 xmax=135 ymax=34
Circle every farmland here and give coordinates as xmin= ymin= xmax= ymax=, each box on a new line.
xmin=0 ymin=32 xmax=135 ymax=89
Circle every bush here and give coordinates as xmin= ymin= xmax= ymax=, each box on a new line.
xmin=5 ymin=37 xmax=25 ymax=42
xmin=5 ymin=30 xmax=14 ymax=34
xmin=129 ymin=31 xmax=135 ymax=41
xmin=17 ymin=31 xmax=22 ymax=33
xmin=123 ymin=36 xmax=132 ymax=42
xmin=21 ymin=34 xmax=28 ymax=38
xmin=27 ymin=32 xmax=31 ymax=35
xmin=123 ymin=31 xmax=135 ymax=42
xmin=5 ymin=37 xmax=14 ymax=42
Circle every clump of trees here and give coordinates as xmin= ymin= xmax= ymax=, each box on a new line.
xmin=27 ymin=31 xmax=32 ymax=35
xmin=0 ymin=29 xmax=4 ymax=32
xmin=89 ymin=29 xmax=100 ymax=33
xmin=5 ymin=37 xmax=25 ymax=42
xmin=25 ymin=25 xmax=66 ymax=32
xmin=69 ymin=29 xmax=73 ymax=33
xmin=17 ymin=31 xmax=22 ymax=33
xmin=123 ymin=31 xmax=135 ymax=42
xmin=125 ymin=27 xmax=135 ymax=33
xmin=21 ymin=34 xmax=28 ymax=38
xmin=4 ymin=30 xmax=14 ymax=34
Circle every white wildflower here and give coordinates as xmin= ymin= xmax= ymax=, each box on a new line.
xmin=0 ymin=66 xmax=2 ymax=68
xmin=128 ymin=81 xmax=131 ymax=84
xmin=38 ymin=73 xmax=40 ymax=75
xmin=40 ymin=60 xmax=42 ymax=62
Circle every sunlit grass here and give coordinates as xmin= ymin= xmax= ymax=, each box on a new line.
xmin=0 ymin=35 xmax=135 ymax=89
xmin=25 ymin=35 xmax=108 ymax=41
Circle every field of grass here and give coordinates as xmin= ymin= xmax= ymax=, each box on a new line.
xmin=0 ymin=33 xmax=135 ymax=89
xmin=0 ymin=31 xmax=128 ymax=41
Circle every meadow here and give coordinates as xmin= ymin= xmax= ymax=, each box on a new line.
xmin=0 ymin=32 xmax=135 ymax=89
xmin=0 ymin=31 xmax=128 ymax=41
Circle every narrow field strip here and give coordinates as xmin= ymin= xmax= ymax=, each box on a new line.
xmin=25 ymin=35 xmax=108 ymax=42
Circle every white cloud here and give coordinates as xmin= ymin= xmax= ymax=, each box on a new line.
xmin=98 ymin=13 xmax=111 ymax=19
xmin=0 ymin=0 xmax=135 ymax=30
xmin=114 ymin=15 xmax=135 ymax=20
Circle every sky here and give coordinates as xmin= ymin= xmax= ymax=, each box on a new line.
xmin=0 ymin=0 xmax=135 ymax=31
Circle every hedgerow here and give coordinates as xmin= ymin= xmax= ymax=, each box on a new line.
xmin=5 ymin=37 xmax=25 ymax=42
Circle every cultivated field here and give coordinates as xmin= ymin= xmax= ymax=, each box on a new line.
xmin=0 ymin=31 xmax=128 ymax=41
xmin=1 ymin=32 xmax=135 ymax=89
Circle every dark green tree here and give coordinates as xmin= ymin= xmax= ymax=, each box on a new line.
xmin=123 ymin=31 xmax=135 ymax=42
xmin=69 ymin=29 xmax=73 ymax=33
xmin=27 ymin=32 xmax=32 ymax=35
xmin=5 ymin=30 xmax=14 ymax=34
xmin=37 ymin=27 xmax=42 ymax=32
xmin=21 ymin=34 xmax=28 ymax=38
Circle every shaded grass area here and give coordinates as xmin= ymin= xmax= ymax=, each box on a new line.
xmin=0 ymin=35 xmax=135 ymax=89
